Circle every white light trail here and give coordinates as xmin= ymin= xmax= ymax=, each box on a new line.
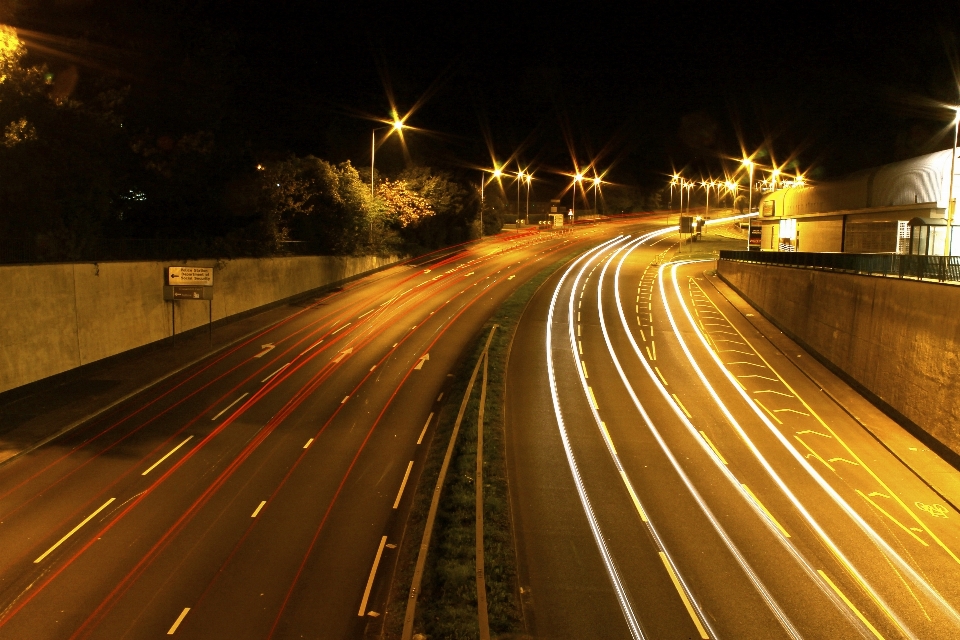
xmin=663 ymin=260 xmax=960 ymax=636
xmin=546 ymin=234 xmax=646 ymax=640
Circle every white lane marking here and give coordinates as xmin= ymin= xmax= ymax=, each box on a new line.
xmin=341 ymin=396 xmax=350 ymax=404
xmin=262 ymin=363 xmax=290 ymax=383
xmin=251 ymin=500 xmax=267 ymax=518
xmin=359 ymin=536 xmax=389 ymax=616
xmin=418 ymin=413 xmax=433 ymax=445
xmin=143 ymin=436 xmax=194 ymax=476
xmin=393 ymin=343 xmax=399 ymax=348
xmin=35 ymin=498 xmax=116 ymax=563
xmin=167 ymin=608 xmax=190 ymax=635
xmin=370 ymin=365 xmax=377 ymax=372
xmin=393 ymin=461 xmax=414 ymax=508
xmin=546 ymin=235 xmax=646 ymax=639
xmin=332 ymin=347 xmax=354 ymax=364
xmin=212 ymin=393 xmax=249 ymax=421
xmin=332 ymin=322 xmax=352 ymax=334
xmin=299 ymin=338 xmax=323 ymax=356
xmin=254 ymin=344 xmax=274 ymax=358
xmin=414 ymin=353 xmax=430 ymax=370
xmin=359 ymin=309 xmax=374 ymax=318
xmin=303 ymin=438 xmax=314 ymax=449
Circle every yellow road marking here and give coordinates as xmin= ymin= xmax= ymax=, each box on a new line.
xmin=35 ymin=498 xmax=116 ymax=563
xmin=754 ymin=399 xmax=782 ymax=424
xmin=693 ymin=278 xmax=960 ymax=565
xmin=659 ymin=552 xmax=710 ymax=639
xmin=817 ymin=570 xmax=885 ymax=640
xmin=588 ymin=387 xmax=599 ymax=410
xmin=856 ymin=490 xmax=928 ymax=547
xmin=671 ymin=394 xmax=693 ymax=418
xmin=794 ymin=436 xmax=835 ymax=471
xmin=600 ymin=421 xmax=617 ymax=455
xmin=654 ymin=366 xmax=668 ymax=386
xmin=699 ymin=431 xmax=728 ymax=465
xmin=741 ymin=484 xmax=790 ymax=537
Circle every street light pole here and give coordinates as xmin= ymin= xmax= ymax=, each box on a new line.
xmin=572 ymin=173 xmax=583 ymax=224
xmin=525 ymin=174 xmax=531 ymax=224
xmin=516 ymin=170 xmax=524 ymax=227
xmin=946 ymin=109 xmax=959 ymax=256
xmin=370 ymin=118 xmax=405 ymax=242
xmin=592 ymin=176 xmax=601 ymax=217
xmin=480 ymin=173 xmax=484 ymax=239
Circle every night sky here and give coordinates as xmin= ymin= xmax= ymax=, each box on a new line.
xmin=14 ymin=0 xmax=960 ymax=202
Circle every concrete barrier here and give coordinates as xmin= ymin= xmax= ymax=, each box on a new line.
xmin=717 ymin=260 xmax=960 ymax=456
xmin=0 ymin=254 xmax=400 ymax=394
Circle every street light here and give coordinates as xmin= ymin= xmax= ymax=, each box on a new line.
xmin=525 ymin=173 xmax=532 ymax=224
xmin=369 ymin=116 xmax=405 ymax=244
xmin=371 ymin=115 xmax=405 ymax=201
xmin=741 ymin=158 xmax=755 ymax=214
xmin=592 ymin=175 xmax=602 ymax=217
xmin=516 ymin=169 xmax=524 ymax=225
xmin=480 ymin=166 xmax=504 ymax=239
xmin=572 ymin=173 xmax=584 ymax=222
xmin=946 ymin=107 xmax=960 ymax=256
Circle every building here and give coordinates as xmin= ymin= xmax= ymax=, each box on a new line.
xmin=755 ymin=149 xmax=958 ymax=254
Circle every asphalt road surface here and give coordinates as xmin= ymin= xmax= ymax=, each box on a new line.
xmin=507 ymin=225 xmax=960 ymax=639
xmin=0 ymin=221 xmax=640 ymax=639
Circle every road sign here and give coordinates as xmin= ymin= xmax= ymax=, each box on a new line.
xmin=163 ymin=285 xmax=214 ymax=301
xmin=749 ymin=219 xmax=762 ymax=250
xmin=167 ymin=266 xmax=213 ymax=286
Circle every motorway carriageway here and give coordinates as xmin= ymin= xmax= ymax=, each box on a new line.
xmin=0 ymin=220 xmax=640 ymax=639
xmin=507 ymin=225 xmax=960 ymax=639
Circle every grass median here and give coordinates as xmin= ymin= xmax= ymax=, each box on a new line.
xmin=380 ymin=257 xmax=569 ymax=640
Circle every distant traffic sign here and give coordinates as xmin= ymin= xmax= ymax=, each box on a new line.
xmin=167 ymin=266 xmax=213 ymax=286
xmin=163 ymin=285 xmax=213 ymax=301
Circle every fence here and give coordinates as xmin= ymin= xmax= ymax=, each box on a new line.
xmin=718 ymin=250 xmax=960 ymax=284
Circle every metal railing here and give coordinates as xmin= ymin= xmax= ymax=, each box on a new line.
xmin=719 ymin=250 xmax=960 ymax=284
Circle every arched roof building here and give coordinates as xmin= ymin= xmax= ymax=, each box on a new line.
xmin=755 ymin=149 xmax=958 ymax=254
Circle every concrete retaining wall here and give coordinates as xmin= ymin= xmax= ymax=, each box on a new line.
xmin=717 ymin=260 xmax=960 ymax=454
xmin=0 ymin=254 xmax=400 ymax=394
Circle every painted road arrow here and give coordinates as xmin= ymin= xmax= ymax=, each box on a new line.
xmin=332 ymin=347 xmax=354 ymax=364
xmin=254 ymin=344 xmax=275 ymax=358
xmin=414 ymin=353 xmax=430 ymax=370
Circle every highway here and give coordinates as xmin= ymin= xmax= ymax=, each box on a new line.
xmin=0 ymin=222 xmax=633 ymax=639
xmin=507 ymin=226 xmax=960 ymax=639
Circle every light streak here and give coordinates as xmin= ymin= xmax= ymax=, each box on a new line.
xmin=546 ymin=234 xmax=646 ymax=639
xmin=662 ymin=260 xmax=960 ymax=636
xmin=596 ymin=232 xmax=804 ymax=639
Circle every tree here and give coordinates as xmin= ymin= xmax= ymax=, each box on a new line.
xmin=734 ymin=194 xmax=748 ymax=214
xmin=0 ymin=25 xmax=134 ymax=258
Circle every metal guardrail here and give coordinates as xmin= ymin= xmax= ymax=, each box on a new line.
xmin=718 ymin=250 xmax=960 ymax=284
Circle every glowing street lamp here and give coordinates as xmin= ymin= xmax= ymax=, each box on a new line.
xmin=741 ymin=158 xmax=755 ymax=214
xmin=516 ymin=169 xmax=525 ymax=224
xmin=371 ymin=115 xmax=405 ymax=201
xmin=480 ymin=165 xmax=505 ymax=239
xmin=525 ymin=173 xmax=533 ymax=224
xmin=591 ymin=175 xmax=602 ymax=217
xmin=946 ymin=106 xmax=960 ymax=256
xmin=572 ymin=172 xmax=584 ymax=221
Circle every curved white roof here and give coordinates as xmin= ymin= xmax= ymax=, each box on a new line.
xmin=761 ymin=149 xmax=956 ymax=216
